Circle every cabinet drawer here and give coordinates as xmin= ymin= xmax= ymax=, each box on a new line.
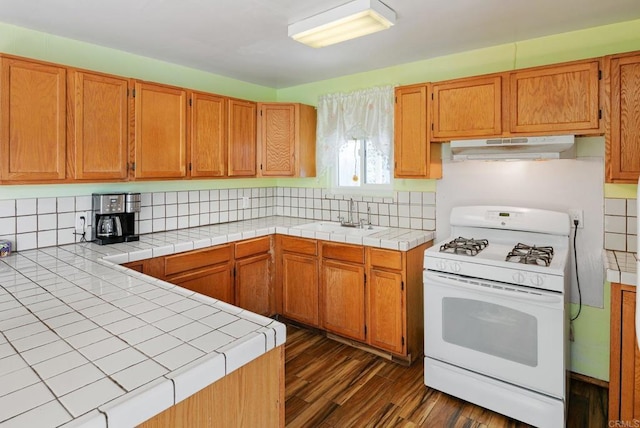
xmin=280 ymin=236 xmax=317 ymax=255
xmin=322 ymin=242 xmax=364 ymax=264
xmin=369 ymin=248 xmax=403 ymax=270
xmin=235 ymin=236 xmax=271 ymax=259
xmin=164 ymin=244 xmax=232 ymax=276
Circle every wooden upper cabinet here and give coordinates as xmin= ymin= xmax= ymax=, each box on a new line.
xmin=394 ymin=85 xmax=442 ymax=179
xmin=432 ymin=75 xmax=503 ymax=140
xmin=257 ymin=102 xmax=316 ymax=177
xmin=509 ymin=60 xmax=601 ymax=134
xmin=189 ymin=91 xmax=227 ymax=178
xmin=228 ymin=98 xmax=257 ymax=177
xmin=606 ymin=52 xmax=640 ymax=183
xmin=68 ymin=70 xmax=129 ymax=181
xmin=0 ymin=56 xmax=66 ymax=182
xmin=133 ymin=81 xmax=187 ymax=179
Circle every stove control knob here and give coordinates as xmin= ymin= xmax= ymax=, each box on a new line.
xmin=435 ymin=260 xmax=446 ymax=271
xmin=449 ymin=262 xmax=461 ymax=273
xmin=512 ymin=272 xmax=526 ymax=284
xmin=530 ymin=274 xmax=544 ymax=287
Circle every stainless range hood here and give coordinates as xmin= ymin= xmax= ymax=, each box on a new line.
xmin=450 ymin=135 xmax=576 ymax=161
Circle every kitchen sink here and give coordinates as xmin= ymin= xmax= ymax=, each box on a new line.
xmin=292 ymin=221 xmax=387 ymax=236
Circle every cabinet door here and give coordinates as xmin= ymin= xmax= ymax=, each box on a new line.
xmin=394 ymin=85 xmax=428 ymax=177
xmin=1 ymin=57 xmax=66 ymax=181
xmin=432 ymin=76 xmax=502 ymax=139
xmin=282 ymin=252 xmax=318 ymax=326
xmin=509 ymin=61 xmax=600 ymax=134
xmin=368 ymin=268 xmax=405 ymax=354
xmin=134 ymin=81 xmax=187 ymax=179
xmin=608 ymin=54 xmax=640 ymax=183
xmin=69 ymin=70 xmax=129 ymax=180
xmin=171 ymin=263 xmax=234 ymax=304
xmin=228 ymin=98 xmax=256 ymax=177
xmin=321 ymin=259 xmax=365 ymax=341
xmin=258 ymin=103 xmax=295 ymax=176
xmin=619 ymin=288 xmax=640 ymax=420
xmin=236 ymin=253 xmax=271 ymax=316
xmin=190 ymin=92 xmax=226 ymax=177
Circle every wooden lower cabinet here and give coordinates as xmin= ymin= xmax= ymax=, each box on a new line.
xmin=171 ymin=263 xmax=234 ymax=304
xmin=367 ymin=267 xmax=404 ymax=354
xmin=321 ymin=258 xmax=366 ymax=341
xmin=140 ymin=345 xmax=284 ymax=428
xmin=234 ymin=236 xmax=273 ymax=316
xmin=610 ymin=282 xmax=640 ymax=422
xmin=282 ymin=252 xmax=319 ymax=326
xmin=278 ymin=235 xmax=319 ymax=327
xmin=236 ymin=253 xmax=271 ymax=316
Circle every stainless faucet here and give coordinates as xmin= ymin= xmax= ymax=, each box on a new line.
xmin=338 ymin=198 xmax=359 ymax=227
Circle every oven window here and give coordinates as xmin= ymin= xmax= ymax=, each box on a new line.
xmin=442 ymin=298 xmax=538 ymax=367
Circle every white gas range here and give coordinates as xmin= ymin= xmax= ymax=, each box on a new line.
xmin=423 ymin=206 xmax=571 ymax=428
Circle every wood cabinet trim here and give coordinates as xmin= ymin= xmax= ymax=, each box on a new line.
xmin=279 ymin=235 xmax=317 ymax=255
xmin=164 ymin=244 xmax=232 ymax=277
xmin=235 ymin=236 xmax=271 ymax=259
xmin=321 ymin=242 xmax=365 ymax=264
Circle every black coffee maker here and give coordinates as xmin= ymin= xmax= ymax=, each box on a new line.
xmin=92 ymin=193 xmax=140 ymax=245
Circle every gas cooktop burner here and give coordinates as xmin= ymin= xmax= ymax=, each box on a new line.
xmin=505 ymin=243 xmax=554 ymax=266
xmin=439 ymin=237 xmax=489 ymax=256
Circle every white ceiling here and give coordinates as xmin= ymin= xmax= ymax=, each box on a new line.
xmin=1 ymin=0 xmax=639 ymax=88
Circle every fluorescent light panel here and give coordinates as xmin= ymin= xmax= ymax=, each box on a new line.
xmin=288 ymin=0 xmax=396 ymax=48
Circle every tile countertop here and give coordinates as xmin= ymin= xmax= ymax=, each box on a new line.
xmin=0 ymin=216 xmax=434 ymax=427
xmin=605 ymin=250 xmax=638 ymax=287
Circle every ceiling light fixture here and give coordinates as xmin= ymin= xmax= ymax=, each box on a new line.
xmin=288 ymin=0 xmax=396 ymax=48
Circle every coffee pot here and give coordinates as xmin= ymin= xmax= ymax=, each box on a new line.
xmin=92 ymin=193 xmax=140 ymax=245
xmin=96 ymin=215 xmax=122 ymax=238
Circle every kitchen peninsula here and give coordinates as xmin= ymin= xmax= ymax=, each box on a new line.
xmin=0 ymin=216 xmax=432 ymax=427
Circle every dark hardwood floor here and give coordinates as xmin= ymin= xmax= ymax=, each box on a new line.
xmin=284 ymin=325 xmax=608 ymax=428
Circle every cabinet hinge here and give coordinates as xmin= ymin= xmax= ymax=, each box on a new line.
xmin=431 ymin=93 xmax=434 ymax=100
xmin=260 ymin=110 xmax=263 ymax=116
xmin=127 ymin=88 xmax=129 ymax=97
xmin=189 ymin=98 xmax=192 ymax=107
xmin=402 ymin=336 xmax=405 ymax=346
xmin=401 ymin=281 xmax=404 ymax=291
xmin=598 ymin=70 xmax=602 ymax=80
xmin=364 ymin=273 xmax=367 ymax=285
xmin=132 ymin=89 xmax=136 ymax=98
xmin=130 ymin=162 xmax=136 ymax=171
xmin=189 ymin=163 xmax=192 ymax=171
xmin=599 ymin=109 xmax=602 ymax=120
xmin=394 ymin=96 xmax=397 ymax=103
xmin=233 ymin=267 xmax=236 ymax=278
xmin=364 ymin=325 xmax=367 ymax=336
xmin=260 ymin=164 xmax=263 ymax=170
xmin=431 ymin=123 xmax=434 ymax=131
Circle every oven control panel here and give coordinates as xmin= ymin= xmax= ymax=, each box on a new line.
xmin=424 ymin=257 xmax=565 ymax=293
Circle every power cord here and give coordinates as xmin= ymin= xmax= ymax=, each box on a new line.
xmin=570 ymin=219 xmax=582 ymax=321
xmin=73 ymin=216 xmax=87 ymax=243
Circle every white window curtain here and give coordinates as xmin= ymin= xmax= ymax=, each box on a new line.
xmin=316 ymin=85 xmax=394 ymax=180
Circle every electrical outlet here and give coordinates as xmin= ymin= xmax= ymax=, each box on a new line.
xmin=569 ymin=209 xmax=583 ymax=228
xmin=75 ymin=212 xmax=88 ymax=233
xmin=241 ymin=196 xmax=250 ymax=209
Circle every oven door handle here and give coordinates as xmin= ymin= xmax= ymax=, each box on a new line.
xmin=424 ymin=271 xmax=563 ymax=304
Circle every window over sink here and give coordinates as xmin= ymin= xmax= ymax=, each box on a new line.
xmin=317 ymin=85 xmax=394 ymax=196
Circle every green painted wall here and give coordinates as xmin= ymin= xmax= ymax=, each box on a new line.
xmin=2 ymin=18 xmax=640 ymax=381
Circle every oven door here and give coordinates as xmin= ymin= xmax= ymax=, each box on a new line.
xmin=424 ymin=270 xmax=565 ymax=398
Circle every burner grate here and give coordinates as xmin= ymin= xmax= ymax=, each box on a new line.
xmin=439 ymin=237 xmax=489 ymax=256
xmin=505 ymin=243 xmax=554 ymax=266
